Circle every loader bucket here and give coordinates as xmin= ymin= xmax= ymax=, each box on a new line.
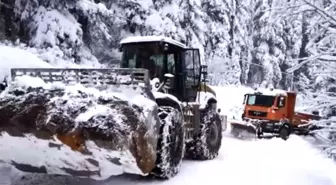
xmin=229 ymin=121 xmax=257 ymax=140
xmin=0 ymin=68 xmax=160 ymax=180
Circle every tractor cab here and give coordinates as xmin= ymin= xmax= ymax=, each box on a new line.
xmin=119 ymin=36 xmax=203 ymax=102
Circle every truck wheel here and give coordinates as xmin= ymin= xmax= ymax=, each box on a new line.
xmin=186 ymin=108 xmax=222 ymax=160
xmin=257 ymin=130 xmax=263 ymax=139
xmin=279 ymin=124 xmax=290 ymax=140
xmin=151 ymin=106 xmax=185 ymax=179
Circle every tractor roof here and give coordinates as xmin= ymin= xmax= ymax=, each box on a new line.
xmin=120 ymin=36 xmax=187 ymax=49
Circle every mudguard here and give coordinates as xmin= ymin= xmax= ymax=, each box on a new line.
xmin=196 ymin=83 xmax=217 ymax=109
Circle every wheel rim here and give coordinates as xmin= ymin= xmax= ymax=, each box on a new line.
xmin=208 ymin=122 xmax=219 ymax=146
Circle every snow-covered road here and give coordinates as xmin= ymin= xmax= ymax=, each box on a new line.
xmin=10 ymin=132 xmax=336 ymax=185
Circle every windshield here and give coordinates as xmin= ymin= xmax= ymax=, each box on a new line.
xmin=247 ymin=95 xmax=275 ymax=107
xmin=121 ymin=43 xmax=166 ymax=79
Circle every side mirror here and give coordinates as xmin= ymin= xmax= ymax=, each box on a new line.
xmin=217 ymin=108 xmax=221 ymax=113
xmin=150 ymin=78 xmax=161 ymax=92
xmin=118 ymin=46 xmax=122 ymax=52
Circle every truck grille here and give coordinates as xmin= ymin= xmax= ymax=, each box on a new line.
xmin=248 ymin=110 xmax=267 ymax=117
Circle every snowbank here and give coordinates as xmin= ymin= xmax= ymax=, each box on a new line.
xmin=211 ymin=85 xmax=252 ymax=119
xmin=0 ymin=45 xmax=54 ymax=82
xmin=216 ymin=135 xmax=336 ymax=185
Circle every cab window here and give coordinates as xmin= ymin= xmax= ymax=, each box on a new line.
xmin=184 ymin=49 xmax=200 ymax=85
xmin=277 ymin=96 xmax=286 ymax=107
xmin=167 ymin=53 xmax=175 ymax=74
xmin=185 ymin=50 xmax=194 ymax=78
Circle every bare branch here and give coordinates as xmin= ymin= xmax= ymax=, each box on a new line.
xmin=302 ymin=0 xmax=336 ymax=25
xmin=0 ymin=1 xmax=13 ymax=9
xmin=285 ymin=9 xmax=316 ymax=17
xmin=286 ymin=56 xmax=318 ymax=73
xmin=262 ymin=4 xmax=306 ymax=13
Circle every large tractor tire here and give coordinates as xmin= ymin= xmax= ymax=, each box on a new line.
xmin=151 ymin=106 xmax=185 ymax=179
xmin=186 ymin=108 xmax=222 ymax=160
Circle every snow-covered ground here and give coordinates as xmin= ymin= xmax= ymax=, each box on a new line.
xmin=7 ymin=134 xmax=336 ymax=185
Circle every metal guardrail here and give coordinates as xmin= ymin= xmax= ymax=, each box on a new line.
xmin=10 ymin=68 xmax=150 ymax=87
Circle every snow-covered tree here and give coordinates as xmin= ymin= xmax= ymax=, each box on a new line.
xmin=0 ymin=0 xmax=334 ymax=100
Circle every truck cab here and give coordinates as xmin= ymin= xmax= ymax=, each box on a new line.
xmin=240 ymin=90 xmax=300 ymax=138
xmin=242 ymin=91 xmax=296 ymax=124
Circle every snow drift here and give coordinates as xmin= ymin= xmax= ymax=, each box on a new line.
xmin=0 ymin=45 xmax=54 ymax=82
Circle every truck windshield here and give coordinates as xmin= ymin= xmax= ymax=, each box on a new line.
xmin=247 ymin=95 xmax=275 ymax=107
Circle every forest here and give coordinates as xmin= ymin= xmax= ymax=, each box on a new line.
xmin=0 ymin=0 xmax=335 ymax=117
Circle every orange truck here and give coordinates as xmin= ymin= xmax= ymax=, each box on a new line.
xmin=230 ymin=89 xmax=321 ymax=140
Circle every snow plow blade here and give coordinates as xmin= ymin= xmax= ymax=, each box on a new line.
xmin=0 ymin=68 xmax=160 ymax=180
xmin=229 ymin=121 xmax=257 ymax=139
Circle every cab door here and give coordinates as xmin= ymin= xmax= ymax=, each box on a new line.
xmin=182 ymin=48 xmax=201 ymax=102
xmin=274 ymin=96 xmax=288 ymax=120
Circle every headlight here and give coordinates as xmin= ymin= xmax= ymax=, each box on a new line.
xmin=155 ymin=82 xmax=160 ymax=88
